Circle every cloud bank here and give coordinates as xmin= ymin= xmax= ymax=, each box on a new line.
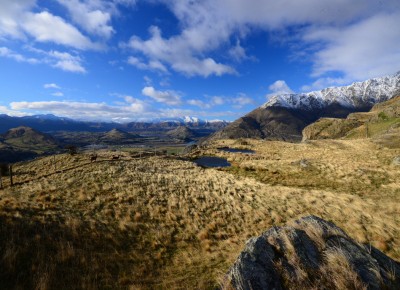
xmin=126 ymin=0 xmax=400 ymax=81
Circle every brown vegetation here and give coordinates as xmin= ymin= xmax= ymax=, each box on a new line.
xmin=0 ymin=138 xmax=399 ymax=288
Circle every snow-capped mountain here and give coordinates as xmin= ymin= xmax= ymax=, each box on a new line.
xmin=264 ymin=72 xmax=400 ymax=110
xmin=183 ymin=116 xmax=200 ymax=123
xmin=146 ymin=116 xmax=228 ymax=125
xmin=204 ymin=71 xmax=400 ymax=143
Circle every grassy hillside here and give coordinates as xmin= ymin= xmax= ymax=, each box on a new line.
xmin=303 ymin=95 xmax=400 ymax=146
xmin=0 ymin=126 xmax=60 ymax=163
xmin=0 ymin=139 xmax=399 ymax=288
xmin=1 ymin=126 xmax=58 ymax=152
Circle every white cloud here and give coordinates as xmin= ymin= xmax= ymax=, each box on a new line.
xmin=52 ymin=92 xmax=64 ymax=97
xmin=0 ymin=105 xmax=27 ymax=117
xmin=22 ymin=11 xmax=99 ymax=50
xmin=172 ymin=57 xmax=235 ymax=77
xmin=300 ymin=77 xmax=349 ymax=92
xmin=211 ymin=96 xmax=225 ymax=105
xmin=0 ymin=1 xmax=106 ymax=50
xmin=142 ymin=86 xmax=181 ymax=105
xmin=190 ymin=94 xmax=253 ymax=109
xmin=268 ymin=80 xmax=294 ymax=96
xmin=228 ymin=40 xmax=252 ymax=62
xmin=304 ymin=13 xmax=400 ymax=81
xmin=127 ymin=26 xmax=236 ymax=77
xmin=187 ymin=99 xmax=211 ymax=109
xmin=1 ymin=45 xmax=87 ymax=73
xmin=122 ymin=95 xmax=148 ymax=112
xmin=0 ymin=46 xmax=39 ymax=64
xmin=57 ymin=0 xmax=114 ymax=39
xmin=4 ymin=95 xmax=238 ymax=121
xmin=232 ymin=94 xmax=254 ymax=107
xmin=44 ymin=83 xmax=61 ymax=89
xmin=126 ymin=0 xmax=400 ymax=80
xmin=10 ymin=100 xmax=147 ymax=121
xmin=7 ymin=98 xmax=230 ymax=122
xmin=49 ymin=51 xmax=86 ymax=73
xmin=143 ymin=76 xmax=152 ymax=86
xmin=113 ymin=0 xmax=136 ymax=6
xmin=0 ymin=0 xmax=35 ymax=39
xmin=127 ymin=56 xmax=168 ymax=73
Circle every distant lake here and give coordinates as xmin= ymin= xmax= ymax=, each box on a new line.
xmin=218 ymin=147 xmax=255 ymax=154
xmin=193 ymin=156 xmax=231 ymax=168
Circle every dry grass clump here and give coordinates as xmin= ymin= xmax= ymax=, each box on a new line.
xmin=0 ymin=138 xmax=399 ymax=288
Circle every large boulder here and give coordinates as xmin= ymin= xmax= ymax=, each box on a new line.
xmin=224 ymin=216 xmax=400 ymax=290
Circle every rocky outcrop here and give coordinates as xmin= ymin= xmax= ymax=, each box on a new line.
xmin=224 ymin=216 xmax=400 ymax=290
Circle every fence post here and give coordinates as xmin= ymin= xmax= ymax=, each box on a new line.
xmin=9 ymin=165 xmax=13 ymax=186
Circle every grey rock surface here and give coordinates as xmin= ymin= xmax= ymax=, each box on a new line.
xmin=224 ymin=215 xmax=400 ymax=290
xmin=392 ymin=156 xmax=400 ymax=166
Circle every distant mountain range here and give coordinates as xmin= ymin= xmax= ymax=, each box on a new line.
xmin=205 ymin=72 xmax=400 ymax=142
xmin=0 ymin=114 xmax=229 ymax=134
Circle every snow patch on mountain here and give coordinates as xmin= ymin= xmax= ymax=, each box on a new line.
xmin=263 ymin=72 xmax=400 ymax=110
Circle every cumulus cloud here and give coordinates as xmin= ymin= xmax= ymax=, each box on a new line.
xmin=0 ymin=0 xmax=134 ymax=49
xmin=142 ymin=86 xmax=182 ymax=105
xmin=22 ymin=11 xmax=99 ymax=50
xmin=0 ymin=0 xmax=35 ymax=39
xmin=268 ymin=80 xmax=294 ymax=96
xmin=52 ymin=92 xmax=64 ymax=97
xmin=49 ymin=51 xmax=86 ymax=73
xmin=57 ymin=0 xmax=114 ymax=39
xmin=126 ymin=0 xmax=400 ymax=80
xmin=127 ymin=26 xmax=236 ymax=77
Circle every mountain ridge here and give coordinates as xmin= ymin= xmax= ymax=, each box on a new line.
xmin=204 ymin=72 xmax=400 ymax=143
xmin=0 ymin=114 xmax=229 ymax=134
xmin=265 ymin=72 xmax=400 ymax=111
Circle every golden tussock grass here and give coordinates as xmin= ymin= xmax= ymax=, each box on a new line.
xmin=0 ymin=138 xmax=399 ymax=288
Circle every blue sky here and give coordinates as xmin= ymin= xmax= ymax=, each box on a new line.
xmin=1 ymin=0 xmax=400 ymax=122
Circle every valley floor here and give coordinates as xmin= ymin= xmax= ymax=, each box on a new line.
xmin=0 ymin=138 xmax=399 ymax=289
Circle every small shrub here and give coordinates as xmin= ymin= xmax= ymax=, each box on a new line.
xmin=378 ymin=112 xmax=389 ymax=121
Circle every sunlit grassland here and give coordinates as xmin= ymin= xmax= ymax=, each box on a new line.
xmin=0 ymin=138 xmax=399 ymax=289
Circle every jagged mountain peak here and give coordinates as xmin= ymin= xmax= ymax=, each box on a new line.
xmin=204 ymin=72 xmax=400 ymax=143
xmin=264 ymin=72 xmax=400 ymax=111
